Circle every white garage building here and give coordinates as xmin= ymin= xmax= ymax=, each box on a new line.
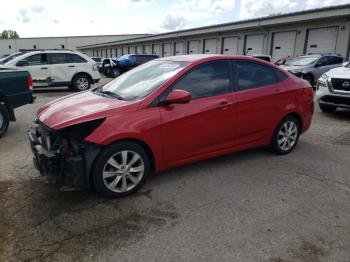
xmin=78 ymin=5 xmax=350 ymax=62
xmin=0 ymin=34 xmax=149 ymax=56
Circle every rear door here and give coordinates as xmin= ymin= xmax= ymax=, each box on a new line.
xmin=159 ymin=60 xmax=236 ymax=165
xmin=20 ymin=53 xmax=51 ymax=87
xmin=233 ymin=60 xmax=289 ymax=145
xmin=313 ymin=56 xmax=343 ymax=79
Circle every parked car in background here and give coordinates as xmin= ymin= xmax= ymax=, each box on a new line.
xmin=103 ymin=54 xmax=159 ymax=78
xmin=5 ymin=50 xmax=100 ymax=91
xmin=0 ymin=52 xmax=23 ymax=64
xmin=316 ymin=62 xmax=350 ymax=113
xmin=0 ymin=54 xmax=10 ymax=60
xmin=0 ymin=67 xmax=35 ymax=137
xmin=101 ymin=58 xmax=116 ymax=76
xmin=280 ymin=53 xmax=344 ymax=86
xmin=28 ymin=55 xmax=313 ymax=197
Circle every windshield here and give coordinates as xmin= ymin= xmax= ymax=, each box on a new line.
xmin=92 ymin=57 xmax=102 ymax=62
xmin=0 ymin=53 xmax=22 ymax=64
xmin=116 ymin=55 xmax=130 ymax=61
xmin=100 ymin=60 xmax=189 ymax=101
xmin=284 ymin=56 xmax=318 ymax=66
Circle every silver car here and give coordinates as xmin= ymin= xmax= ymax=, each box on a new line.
xmin=280 ymin=54 xmax=344 ymax=86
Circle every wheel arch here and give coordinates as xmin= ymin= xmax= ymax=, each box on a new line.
xmin=71 ymin=72 xmax=93 ymax=84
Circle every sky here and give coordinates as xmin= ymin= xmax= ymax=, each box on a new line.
xmin=0 ymin=0 xmax=349 ymax=38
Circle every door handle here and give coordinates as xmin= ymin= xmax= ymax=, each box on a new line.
xmin=41 ymin=67 xmax=48 ymax=70
xmin=68 ymin=65 xmax=75 ymax=68
xmin=218 ymin=101 xmax=233 ymax=108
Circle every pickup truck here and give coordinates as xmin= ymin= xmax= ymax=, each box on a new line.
xmin=0 ymin=68 xmax=35 ymax=137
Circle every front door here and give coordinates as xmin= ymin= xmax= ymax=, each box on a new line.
xmin=21 ymin=54 xmax=51 ymax=87
xmin=159 ymin=60 xmax=236 ymax=166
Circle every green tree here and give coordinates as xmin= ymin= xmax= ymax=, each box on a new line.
xmin=0 ymin=30 xmax=19 ymax=39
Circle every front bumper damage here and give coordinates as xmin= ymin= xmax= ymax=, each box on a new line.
xmin=28 ymin=126 xmax=100 ymax=190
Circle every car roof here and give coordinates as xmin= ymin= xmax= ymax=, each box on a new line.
xmin=156 ymin=54 xmax=269 ymax=63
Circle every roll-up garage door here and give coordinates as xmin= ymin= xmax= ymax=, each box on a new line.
xmin=272 ymin=31 xmax=297 ymax=62
xmin=306 ymin=27 xmax=338 ymax=54
xmin=245 ymin=34 xmax=264 ymax=55
xmin=223 ymin=37 xmax=239 ymax=55
xmin=188 ymin=40 xmax=200 ymax=54
xmin=122 ymin=47 xmax=128 ymax=55
xmin=163 ymin=43 xmax=171 ymax=56
xmin=129 ymin=46 xmax=135 ymax=54
xmin=136 ymin=45 xmax=143 ymax=54
xmin=204 ymin=39 xmax=217 ymax=54
xmin=153 ymin=44 xmax=161 ymax=56
xmin=175 ymin=42 xmax=185 ymax=55
xmin=144 ymin=45 xmax=152 ymax=54
xmin=116 ymin=47 xmax=122 ymax=57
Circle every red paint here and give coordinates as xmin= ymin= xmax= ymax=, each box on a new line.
xmin=37 ymin=55 xmax=314 ymax=172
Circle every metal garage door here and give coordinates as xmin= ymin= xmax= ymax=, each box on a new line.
xmin=175 ymin=42 xmax=185 ymax=55
xmin=245 ymin=34 xmax=264 ymax=55
xmin=117 ymin=47 xmax=122 ymax=57
xmin=204 ymin=39 xmax=217 ymax=54
xmin=163 ymin=43 xmax=171 ymax=56
xmin=129 ymin=46 xmax=135 ymax=54
xmin=306 ymin=27 xmax=338 ymax=54
xmin=272 ymin=31 xmax=297 ymax=62
xmin=153 ymin=44 xmax=161 ymax=55
xmin=144 ymin=45 xmax=152 ymax=54
xmin=188 ymin=40 xmax=200 ymax=54
xmin=136 ymin=45 xmax=143 ymax=54
xmin=223 ymin=37 xmax=239 ymax=55
xmin=122 ymin=47 xmax=128 ymax=55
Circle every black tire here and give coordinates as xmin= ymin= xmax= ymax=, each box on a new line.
xmin=0 ymin=104 xmax=10 ymax=138
xmin=270 ymin=115 xmax=300 ymax=155
xmin=92 ymin=141 xmax=150 ymax=198
xmin=111 ymin=68 xmax=121 ymax=78
xmin=319 ymin=103 xmax=337 ymax=113
xmin=104 ymin=68 xmax=111 ymax=77
xmin=71 ymin=74 xmax=91 ymax=92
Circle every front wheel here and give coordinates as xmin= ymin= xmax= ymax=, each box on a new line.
xmin=0 ymin=104 xmax=10 ymax=138
xmin=71 ymin=74 xmax=91 ymax=92
xmin=319 ymin=103 xmax=337 ymax=113
xmin=92 ymin=141 xmax=150 ymax=198
xmin=270 ymin=116 xmax=300 ymax=155
xmin=111 ymin=68 xmax=121 ymax=78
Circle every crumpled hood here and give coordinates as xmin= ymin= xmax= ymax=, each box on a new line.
xmin=37 ymin=90 xmax=135 ymax=130
xmin=326 ymin=67 xmax=350 ymax=79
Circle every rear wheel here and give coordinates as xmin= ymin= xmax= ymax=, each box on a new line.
xmin=0 ymin=104 xmax=10 ymax=138
xmin=111 ymin=68 xmax=121 ymax=78
xmin=270 ymin=116 xmax=300 ymax=155
xmin=303 ymin=74 xmax=314 ymax=86
xmin=319 ymin=103 xmax=337 ymax=113
xmin=71 ymin=74 xmax=91 ymax=91
xmin=92 ymin=141 xmax=150 ymax=198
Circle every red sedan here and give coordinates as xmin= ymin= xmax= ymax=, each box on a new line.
xmin=29 ymin=55 xmax=314 ymax=197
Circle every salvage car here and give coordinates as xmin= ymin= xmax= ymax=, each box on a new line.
xmin=5 ymin=50 xmax=100 ymax=91
xmin=316 ymin=62 xmax=350 ymax=112
xmin=28 ymin=55 xmax=314 ymax=197
xmin=280 ymin=53 xmax=344 ymax=86
xmin=0 ymin=68 xmax=35 ymax=137
xmin=103 ymin=54 xmax=159 ymax=78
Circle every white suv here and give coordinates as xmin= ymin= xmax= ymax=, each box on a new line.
xmin=5 ymin=50 xmax=100 ymax=91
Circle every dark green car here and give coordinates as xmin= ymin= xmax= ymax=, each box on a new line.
xmin=0 ymin=68 xmax=35 ymax=137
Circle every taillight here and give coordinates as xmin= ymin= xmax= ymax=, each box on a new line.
xmin=303 ymin=87 xmax=313 ymax=96
xmin=28 ymin=75 xmax=33 ymax=90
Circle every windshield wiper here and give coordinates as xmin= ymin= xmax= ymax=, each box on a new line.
xmin=98 ymin=90 xmax=125 ymax=100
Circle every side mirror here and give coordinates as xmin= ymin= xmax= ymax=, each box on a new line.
xmin=165 ymin=89 xmax=191 ymax=104
xmin=16 ymin=60 xmax=28 ymax=67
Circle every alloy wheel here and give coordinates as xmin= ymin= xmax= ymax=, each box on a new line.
xmin=76 ymin=77 xmax=89 ymax=90
xmin=277 ymin=121 xmax=298 ymax=151
xmin=102 ymin=150 xmax=145 ymax=193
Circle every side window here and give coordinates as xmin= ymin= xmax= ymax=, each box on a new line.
xmin=69 ymin=54 xmax=87 ymax=63
xmin=326 ymin=56 xmax=343 ymax=65
xmin=316 ymin=56 xmax=330 ymax=67
xmin=172 ymin=61 xmax=231 ymax=99
xmin=49 ymin=53 xmax=71 ymax=64
xmin=23 ymin=54 xmax=47 ymax=66
xmin=235 ymin=61 xmax=278 ymax=91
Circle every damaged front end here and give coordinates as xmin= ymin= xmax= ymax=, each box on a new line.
xmin=28 ymin=119 xmax=104 ymax=190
